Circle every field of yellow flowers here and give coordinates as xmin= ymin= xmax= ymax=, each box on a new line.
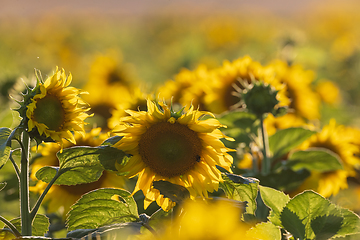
xmin=1 ymin=1 xmax=360 ymax=239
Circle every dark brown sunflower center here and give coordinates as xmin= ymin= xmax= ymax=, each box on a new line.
xmin=33 ymin=94 xmax=65 ymax=131
xmin=139 ymin=121 xmax=202 ymax=178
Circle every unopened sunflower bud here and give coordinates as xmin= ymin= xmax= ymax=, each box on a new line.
xmin=242 ymin=81 xmax=280 ymax=117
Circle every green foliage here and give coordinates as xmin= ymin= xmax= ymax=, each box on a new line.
xmin=0 ymin=127 xmax=12 ymax=169
xmin=261 ymin=189 xmax=360 ymax=240
xmin=259 ymin=185 xmax=290 ymax=227
xmin=35 ymin=145 xmax=127 ymax=185
xmin=246 ymin=221 xmax=281 ymax=240
xmin=286 ymin=148 xmax=343 ymax=172
xmin=269 ymin=127 xmax=316 ymax=160
xmin=11 ymin=214 xmax=50 ymax=237
xmin=66 ymin=188 xmax=139 ymax=231
xmin=219 ymin=173 xmax=259 ymax=217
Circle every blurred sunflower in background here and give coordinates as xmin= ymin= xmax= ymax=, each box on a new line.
xmin=113 ymin=100 xmax=234 ymax=211
xmin=292 ymin=119 xmax=360 ymax=197
xmin=157 ymin=64 xmax=213 ymax=110
xmin=82 ymin=52 xmax=142 ymax=129
xmin=204 ymin=55 xmax=290 ymax=114
xmin=30 ymin=127 xmax=127 ymax=218
xmin=21 ymin=67 xmax=91 ymax=146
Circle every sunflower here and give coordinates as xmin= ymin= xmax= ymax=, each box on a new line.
xmin=25 ymin=67 xmax=90 ymax=146
xmin=204 ymin=55 xmax=290 ymax=114
xmin=153 ymin=199 xmax=265 ymax=240
xmin=82 ymin=52 xmax=141 ymax=129
xmin=292 ymin=119 xmax=360 ymax=197
xmin=267 ymin=59 xmax=321 ymax=121
xmin=113 ymin=100 xmax=234 ymax=211
xmin=157 ymin=64 xmax=212 ymax=109
xmin=30 ymin=128 xmax=127 ymax=218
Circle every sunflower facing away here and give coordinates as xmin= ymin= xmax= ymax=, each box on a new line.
xmin=113 ymin=100 xmax=234 ymax=211
xmin=25 ymin=67 xmax=90 ymax=146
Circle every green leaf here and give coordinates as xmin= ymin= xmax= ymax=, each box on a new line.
xmin=36 ymin=146 xmax=127 ymax=185
xmin=287 ymin=148 xmax=343 ymax=172
xmin=257 ymin=168 xmax=310 ymax=192
xmin=259 ymin=185 xmax=290 ymax=227
xmin=217 ymin=111 xmax=259 ymax=148
xmin=269 ymin=127 xmax=315 ymax=160
xmin=11 ymin=214 xmax=50 ymax=236
xmin=66 ymin=188 xmax=139 ymax=231
xmin=334 ymin=208 xmax=360 ymax=238
xmin=219 ymin=173 xmax=259 ymax=216
xmin=0 ymin=127 xmax=12 ymax=169
xmin=246 ymin=222 xmax=281 ymax=240
xmin=35 ymin=166 xmax=58 ymax=183
xmin=152 ymin=180 xmax=190 ymax=204
xmin=280 ymin=190 xmax=343 ymax=240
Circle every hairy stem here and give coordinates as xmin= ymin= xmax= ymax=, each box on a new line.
xmin=260 ymin=115 xmax=270 ymax=175
xmin=20 ymin=131 xmax=32 ymax=236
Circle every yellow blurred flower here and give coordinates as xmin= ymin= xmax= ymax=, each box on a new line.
xmin=30 ymin=127 xmax=127 ymax=218
xmin=113 ymin=100 xmax=234 ymax=211
xmin=157 ymin=64 xmax=212 ymax=110
xmin=154 ymin=199 xmax=266 ymax=240
xmin=293 ymin=119 xmax=360 ymax=197
xmin=204 ymin=56 xmax=290 ymax=114
xmin=25 ymin=67 xmax=90 ymax=147
xmin=82 ymin=52 xmax=141 ymax=129
xmin=315 ymin=80 xmax=341 ymax=105
xmin=267 ymin=60 xmax=321 ymax=121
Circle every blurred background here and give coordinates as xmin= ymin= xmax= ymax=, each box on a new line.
xmin=1 ymin=0 xmax=360 ymax=236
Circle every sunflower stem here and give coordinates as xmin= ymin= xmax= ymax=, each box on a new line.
xmin=0 ymin=215 xmax=21 ymax=237
xmin=30 ymin=169 xmax=61 ymax=221
xmin=260 ymin=115 xmax=270 ymax=175
xmin=20 ymin=131 xmax=32 ymax=236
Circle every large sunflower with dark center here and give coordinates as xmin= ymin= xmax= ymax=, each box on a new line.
xmin=113 ymin=100 xmax=234 ymax=211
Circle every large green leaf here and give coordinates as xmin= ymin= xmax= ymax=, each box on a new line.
xmin=286 ymin=148 xmax=343 ymax=172
xmin=259 ymin=185 xmax=290 ymax=227
xmin=0 ymin=127 xmax=12 ymax=169
xmin=269 ymin=127 xmax=315 ymax=160
xmin=219 ymin=173 xmax=259 ymax=216
xmin=279 ymin=190 xmax=360 ymax=240
xmin=66 ymin=188 xmax=139 ymax=231
xmin=35 ymin=145 xmax=127 ymax=185
xmin=11 ymin=214 xmax=50 ymax=237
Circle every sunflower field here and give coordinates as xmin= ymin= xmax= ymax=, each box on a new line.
xmin=1 ymin=1 xmax=360 ymax=239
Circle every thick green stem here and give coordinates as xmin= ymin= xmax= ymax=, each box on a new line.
xmin=0 ymin=215 xmax=21 ymax=237
xmin=30 ymin=170 xmax=60 ymax=220
xmin=260 ymin=115 xmax=270 ymax=175
xmin=20 ymin=131 xmax=32 ymax=236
